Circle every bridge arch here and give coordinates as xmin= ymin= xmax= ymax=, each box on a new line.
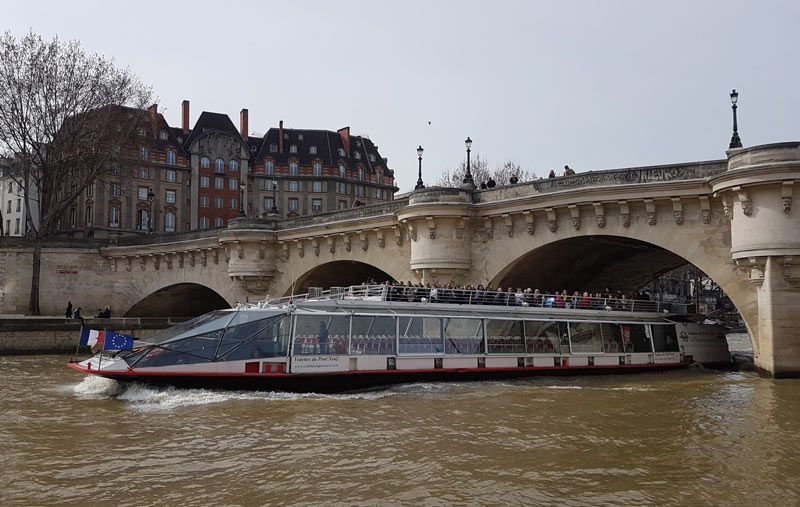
xmin=124 ymin=282 xmax=231 ymax=318
xmin=287 ymin=260 xmax=396 ymax=296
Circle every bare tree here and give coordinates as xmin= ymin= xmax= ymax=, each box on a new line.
xmin=0 ymin=31 xmax=153 ymax=314
xmin=435 ymin=154 xmax=537 ymax=187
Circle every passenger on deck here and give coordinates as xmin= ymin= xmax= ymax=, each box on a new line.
xmin=318 ymin=321 xmax=329 ymax=354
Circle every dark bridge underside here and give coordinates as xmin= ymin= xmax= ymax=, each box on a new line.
xmin=495 ymin=236 xmax=687 ymax=295
xmin=125 ymin=283 xmax=230 ymax=318
xmin=292 ymin=261 xmax=394 ymax=295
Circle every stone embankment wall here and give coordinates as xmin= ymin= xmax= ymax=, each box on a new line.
xmin=0 ymin=317 xmax=187 ymax=354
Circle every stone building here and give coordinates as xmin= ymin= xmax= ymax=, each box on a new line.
xmin=53 ymin=101 xmax=397 ymax=237
xmin=0 ymin=160 xmax=39 ymax=237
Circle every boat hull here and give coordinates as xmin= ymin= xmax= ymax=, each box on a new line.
xmin=68 ymin=362 xmax=689 ymax=393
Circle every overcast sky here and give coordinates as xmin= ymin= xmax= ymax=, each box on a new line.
xmin=5 ymin=1 xmax=800 ymax=190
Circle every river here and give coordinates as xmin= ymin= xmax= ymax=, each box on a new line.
xmin=1 ymin=334 xmax=799 ymax=506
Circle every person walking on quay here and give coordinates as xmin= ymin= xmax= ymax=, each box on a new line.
xmin=73 ymin=307 xmax=84 ymax=326
xmin=65 ymin=301 xmax=73 ymax=320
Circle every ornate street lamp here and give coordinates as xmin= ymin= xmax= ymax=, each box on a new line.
xmin=239 ymin=181 xmax=246 ymax=217
xmin=270 ymin=182 xmax=279 ymax=215
xmin=463 ymin=137 xmax=474 ymax=186
xmin=146 ymin=187 xmax=155 ymax=233
xmin=415 ymin=145 xmax=425 ymax=190
xmin=729 ymin=89 xmax=742 ymax=149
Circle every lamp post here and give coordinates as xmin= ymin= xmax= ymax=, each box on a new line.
xmin=270 ymin=182 xmax=279 ymax=215
xmin=729 ymin=89 xmax=742 ymax=149
xmin=239 ymin=181 xmax=246 ymax=217
xmin=146 ymin=187 xmax=155 ymax=233
xmin=463 ymin=137 xmax=474 ymax=186
xmin=415 ymin=145 xmax=425 ymax=190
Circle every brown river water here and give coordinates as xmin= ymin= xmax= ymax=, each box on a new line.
xmin=1 ymin=335 xmax=799 ymax=506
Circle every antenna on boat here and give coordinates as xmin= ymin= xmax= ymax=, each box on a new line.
xmin=290 ymin=272 xmax=296 ymax=303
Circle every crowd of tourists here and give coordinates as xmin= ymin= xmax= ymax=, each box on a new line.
xmin=362 ymin=279 xmax=653 ymax=311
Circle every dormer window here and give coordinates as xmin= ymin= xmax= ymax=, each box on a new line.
xmin=137 ymin=127 xmax=147 ymax=136
xmin=159 ymin=130 xmax=168 ymax=140
xmin=298 ymin=134 xmax=304 ymax=141
xmin=289 ymin=144 xmax=297 ymax=154
xmin=338 ymin=148 xmax=345 ymax=157
xmin=354 ymin=152 xmax=361 ymax=160
xmin=269 ymin=143 xmax=278 ymax=153
xmin=309 ymin=146 xmax=317 ymax=155
xmin=369 ymin=154 xmax=376 ymax=162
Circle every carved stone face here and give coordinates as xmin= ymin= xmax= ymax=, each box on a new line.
xmin=197 ymin=132 xmax=241 ymax=160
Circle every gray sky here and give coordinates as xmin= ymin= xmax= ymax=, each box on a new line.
xmin=5 ymin=0 xmax=800 ymax=191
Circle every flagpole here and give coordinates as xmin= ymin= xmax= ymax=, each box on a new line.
xmin=73 ymin=322 xmax=83 ymax=363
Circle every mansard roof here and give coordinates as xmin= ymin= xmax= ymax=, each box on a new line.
xmin=254 ymin=127 xmax=392 ymax=176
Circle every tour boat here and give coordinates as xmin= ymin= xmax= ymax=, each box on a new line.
xmin=67 ymin=286 xmax=731 ymax=393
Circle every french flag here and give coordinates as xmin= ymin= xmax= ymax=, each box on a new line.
xmin=78 ymin=329 xmax=105 ymax=347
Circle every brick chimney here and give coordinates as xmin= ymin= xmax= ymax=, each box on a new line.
xmin=240 ymin=108 xmax=249 ymax=138
xmin=182 ymin=100 xmax=190 ymax=132
xmin=279 ymin=120 xmax=284 ymax=154
xmin=338 ymin=127 xmax=350 ymax=157
xmin=148 ymin=104 xmax=158 ymax=138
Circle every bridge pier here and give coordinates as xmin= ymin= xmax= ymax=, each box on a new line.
xmin=754 ymin=257 xmax=800 ymax=377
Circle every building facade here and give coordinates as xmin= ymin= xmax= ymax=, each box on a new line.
xmin=0 ymin=162 xmax=39 ymax=237
xmin=54 ymin=101 xmax=397 ymax=237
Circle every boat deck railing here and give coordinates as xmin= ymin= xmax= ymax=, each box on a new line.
xmin=258 ymin=285 xmax=689 ymax=314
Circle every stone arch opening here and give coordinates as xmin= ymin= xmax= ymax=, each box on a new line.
xmin=124 ymin=283 xmax=230 ymax=318
xmin=289 ymin=261 xmax=394 ymax=296
xmin=491 ymin=235 xmax=752 ymax=350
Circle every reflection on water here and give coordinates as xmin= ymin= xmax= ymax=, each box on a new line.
xmin=2 ymin=341 xmax=800 ymax=506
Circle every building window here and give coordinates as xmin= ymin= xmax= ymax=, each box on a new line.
xmin=215 ymin=177 xmax=224 ymax=189
xmin=309 ymin=146 xmax=317 ymax=155
xmin=15 ymin=217 xmax=20 ymax=234
xmin=229 ymin=179 xmax=238 ymax=190
xmin=16 ymin=198 xmax=21 ymax=212
xmin=312 ymin=181 xmax=322 ymax=192
xmin=338 ymin=182 xmax=346 ymax=193
xmin=339 ymin=164 xmax=346 ymax=178
xmin=109 ymin=206 xmax=120 ymax=227
xmin=369 ymin=154 xmax=376 ymax=162
xmin=269 ymin=143 xmax=278 ymax=153
xmin=165 ymin=190 xmax=176 ymax=204
xmin=200 ymin=175 xmax=210 ymax=188
xmin=312 ymin=199 xmax=322 ymax=213
xmin=288 ymin=144 xmax=297 ymax=154
xmin=167 ymin=150 xmax=176 ymax=166
xmin=85 ymin=205 xmax=93 ymax=225
xmin=138 ymin=167 xmax=149 ymax=179
xmin=230 ymin=198 xmax=238 ymax=209
xmin=289 ymin=180 xmax=299 ymax=192
xmin=215 ymin=196 xmax=224 ymax=208
xmin=200 ymin=216 xmax=210 ymax=229
xmin=358 ymin=168 xmax=364 ymax=181
xmin=288 ymin=198 xmax=298 ymax=211
xmin=263 ymin=197 xmax=274 ymax=210
xmin=265 ymin=161 xmax=274 ymax=174
xmin=139 ymin=147 xmax=148 ymax=160
xmin=313 ymin=162 xmax=322 ymax=176
xmin=166 ymin=169 xmax=177 ymax=182
xmin=338 ymin=148 xmax=345 ymax=157
xmin=376 ymin=172 xmax=382 ymax=184
xmin=165 ymin=212 xmax=176 ymax=232
xmin=110 ymin=161 xmax=119 ymax=175
xmin=201 ymin=157 xmax=210 ymax=168
xmin=289 ymin=162 xmax=298 ymax=175
xmin=69 ymin=208 xmax=76 ymax=228
xmin=87 ymin=183 xmax=94 ymax=197
xmin=138 ymin=187 xmax=149 ymax=200
xmin=376 ymin=188 xmax=383 ymax=199
xmin=358 ymin=185 xmax=365 ymax=196
xmin=354 ymin=152 xmax=361 ymax=160
xmin=339 ymin=200 xmax=347 ymax=210
xmin=137 ymin=127 xmax=147 ymax=136
xmin=5 ymin=200 xmax=10 ymax=213
xmin=159 ymin=130 xmax=169 ymax=140
xmin=215 ymin=159 xmax=224 ymax=172
xmin=215 ymin=217 xmax=224 ymax=227
xmin=230 ymin=160 xmax=239 ymax=172
xmin=111 ymin=184 xmax=121 ymax=197
xmin=200 ymin=195 xmax=210 ymax=207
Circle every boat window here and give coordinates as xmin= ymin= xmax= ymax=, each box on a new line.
xmin=651 ymin=324 xmax=680 ymax=352
xmin=600 ymin=323 xmax=624 ymax=353
xmin=132 ymin=334 xmax=222 ymax=367
xmin=568 ymin=322 xmax=604 ymax=353
xmin=217 ymin=315 xmax=289 ymax=360
xmin=398 ymin=317 xmax=442 ymax=354
xmin=621 ymin=324 xmax=651 ymax=353
xmin=444 ymin=318 xmax=484 ymax=354
xmin=523 ymin=321 xmax=566 ymax=354
xmin=351 ymin=315 xmax=396 ymax=355
xmin=486 ymin=319 xmax=524 ymax=354
xmin=143 ymin=310 xmax=235 ymax=345
xmin=294 ymin=314 xmax=349 ymax=355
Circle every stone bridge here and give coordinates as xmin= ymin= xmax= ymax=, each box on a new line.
xmin=1 ymin=142 xmax=798 ymax=377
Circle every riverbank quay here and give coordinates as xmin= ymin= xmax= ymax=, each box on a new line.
xmin=0 ymin=316 xmax=189 ymax=354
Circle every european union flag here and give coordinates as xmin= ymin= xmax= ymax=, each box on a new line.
xmin=103 ymin=331 xmax=134 ymax=350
